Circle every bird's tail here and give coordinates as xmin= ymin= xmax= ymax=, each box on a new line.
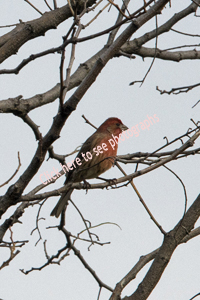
xmin=50 ymin=189 xmax=73 ymax=218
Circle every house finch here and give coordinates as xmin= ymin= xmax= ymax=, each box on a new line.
xmin=50 ymin=117 xmax=128 ymax=217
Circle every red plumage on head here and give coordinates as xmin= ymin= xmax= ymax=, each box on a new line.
xmin=97 ymin=117 xmax=127 ymax=153
xmin=98 ymin=117 xmax=123 ymax=131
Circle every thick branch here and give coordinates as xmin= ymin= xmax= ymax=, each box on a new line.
xmin=1 ymin=0 xmax=199 ymax=117
xmin=122 ymin=46 xmax=200 ymax=62
xmin=0 ymin=0 xmax=172 ymax=218
xmin=125 ymin=193 xmax=200 ymax=300
xmin=121 ymin=0 xmax=200 ymax=57
xmin=110 ymin=223 xmax=200 ymax=300
xmin=0 ymin=1 xmax=96 ymax=64
xmin=2 ymin=1 xmax=194 ymax=114
xmin=0 ymin=48 xmax=106 ymax=114
xmin=19 ymin=127 xmax=200 ymax=203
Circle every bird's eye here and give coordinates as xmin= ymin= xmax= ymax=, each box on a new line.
xmin=116 ymin=123 xmax=120 ymax=126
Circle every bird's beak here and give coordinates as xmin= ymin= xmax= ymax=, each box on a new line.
xmin=120 ymin=123 xmax=129 ymax=131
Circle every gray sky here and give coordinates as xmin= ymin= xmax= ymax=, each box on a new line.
xmin=1 ymin=1 xmax=200 ymax=300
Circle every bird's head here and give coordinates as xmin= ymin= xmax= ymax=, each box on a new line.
xmin=98 ymin=117 xmax=128 ymax=136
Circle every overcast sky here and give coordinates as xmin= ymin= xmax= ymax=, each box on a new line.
xmin=1 ymin=1 xmax=200 ymax=300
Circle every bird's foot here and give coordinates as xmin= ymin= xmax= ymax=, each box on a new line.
xmin=97 ymin=177 xmax=117 ymax=189
xmin=83 ymin=180 xmax=91 ymax=194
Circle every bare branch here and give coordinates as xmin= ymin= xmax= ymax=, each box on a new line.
xmin=84 ymin=2 xmax=110 ymax=28
xmin=19 ymin=114 xmax=41 ymax=140
xmin=115 ymin=162 xmax=166 ymax=234
xmin=163 ymin=165 xmax=187 ymax=214
xmin=192 ymin=0 xmax=200 ymax=7
xmin=20 ymin=243 xmax=70 ymax=274
xmin=20 ymin=127 xmax=200 ymax=203
xmin=31 ymin=200 xmax=47 ymax=246
xmin=131 ymin=14 xmax=159 ymax=87
xmin=0 ymin=0 xmax=159 ymax=74
xmin=0 ymin=152 xmax=21 ymax=188
xmin=110 ymin=193 xmax=200 ymax=300
xmin=189 ymin=293 xmax=200 ymax=300
xmin=157 ymin=82 xmax=200 ymax=95
xmin=61 ymin=227 xmax=113 ymax=292
xmin=53 ymin=0 xmax=57 ymax=9
xmin=24 ymin=0 xmax=43 ymax=15
xmin=0 ymin=0 xmax=172 ymax=217
xmin=1 ymin=2 xmax=200 ymax=296
xmin=44 ymin=0 xmax=52 ymax=11
xmin=0 ymin=1 xmax=96 ymax=64
xmin=67 ymin=0 xmax=75 ymax=16
xmin=192 ymin=100 xmax=200 ymax=108
xmin=107 ymin=0 xmax=131 ymax=20
xmin=121 ymin=0 xmax=200 ymax=61
xmin=82 ymin=114 xmax=98 ymax=129
xmin=107 ymin=0 xmax=131 ymax=46
xmin=62 ymin=22 xmax=83 ymax=102
xmin=0 ymin=250 xmax=20 ymax=270
xmin=69 ymin=199 xmax=94 ymax=243
xmin=0 ymin=23 xmax=19 ymax=28
xmin=161 ymin=43 xmax=200 ymax=52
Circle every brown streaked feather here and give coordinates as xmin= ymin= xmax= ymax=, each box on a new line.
xmin=51 ymin=118 xmax=128 ymax=218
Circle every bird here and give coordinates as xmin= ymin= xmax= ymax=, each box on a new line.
xmin=50 ymin=117 xmax=128 ymax=217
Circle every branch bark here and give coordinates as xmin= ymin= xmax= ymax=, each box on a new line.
xmin=0 ymin=0 xmax=172 ymax=218
xmin=109 ymin=194 xmax=200 ymax=300
xmin=0 ymin=1 xmax=96 ymax=64
xmin=122 ymin=47 xmax=200 ymax=62
xmin=121 ymin=0 xmax=200 ymax=59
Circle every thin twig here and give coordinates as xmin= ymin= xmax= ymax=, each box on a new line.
xmin=20 ymin=127 xmax=200 ymax=203
xmin=19 ymin=114 xmax=41 ymax=140
xmin=115 ymin=162 xmax=166 ymax=235
xmin=163 ymin=165 xmax=187 ymax=214
xmin=69 ymin=240 xmax=113 ymax=292
xmin=0 ymin=1 xmax=156 ymax=76
xmin=0 ymin=152 xmax=21 ymax=188
xmin=130 ymin=14 xmax=158 ymax=87
xmin=107 ymin=0 xmax=131 ymax=19
xmin=139 ymin=123 xmax=200 ymax=163
xmin=97 ymin=287 xmax=102 ymax=300
xmin=156 ymin=82 xmax=200 ymax=95
xmin=109 ymin=221 xmax=200 ymax=299
xmin=171 ymin=28 xmax=200 ymax=37
xmin=0 ymin=250 xmax=20 ymax=270
xmin=31 ymin=199 xmax=46 ymax=246
xmin=161 ymin=43 xmax=200 ymax=52
xmin=44 ymin=0 xmax=52 ymax=11
xmin=107 ymin=0 xmax=131 ymax=45
xmin=189 ymin=293 xmax=200 ymax=300
xmin=0 ymin=23 xmax=19 ymax=28
xmin=82 ymin=114 xmax=98 ymax=129
xmin=192 ymin=100 xmax=200 ymax=108
xmin=69 ymin=199 xmax=94 ymax=243
xmin=84 ymin=3 xmax=110 ymax=27
xmin=59 ymin=48 xmax=66 ymax=110
xmin=62 ymin=23 xmax=83 ymax=100
xmin=67 ymin=0 xmax=75 ymax=16
xmin=24 ymin=0 xmax=43 ymax=15
xmin=53 ymin=0 xmax=57 ymax=9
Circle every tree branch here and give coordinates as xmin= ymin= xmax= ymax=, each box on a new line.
xmin=121 ymin=0 xmax=200 ymax=59
xmin=127 ymin=46 xmax=200 ymax=62
xmin=19 ymin=127 xmax=200 ymax=203
xmin=0 ymin=1 xmax=96 ymax=64
xmin=110 ymin=194 xmax=200 ymax=300
xmin=0 ymin=0 xmax=171 ymax=218
xmin=157 ymin=82 xmax=200 ymax=94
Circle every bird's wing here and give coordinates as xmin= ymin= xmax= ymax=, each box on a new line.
xmin=65 ymin=131 xmax=105 ymax=181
